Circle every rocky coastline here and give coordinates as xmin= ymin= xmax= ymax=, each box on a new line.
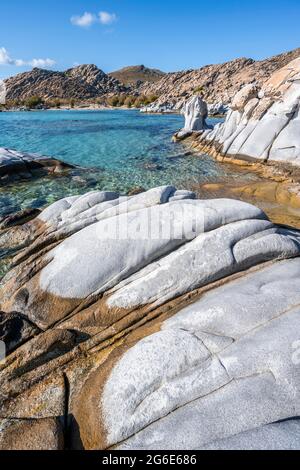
xmin=0 ymin=54 xmax=300 ymax=450
xmin=173 ymin=57 xmax=300 ymax=226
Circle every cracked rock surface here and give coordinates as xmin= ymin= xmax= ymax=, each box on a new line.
xmin=0 ymin=187 xmax=299 ymax=449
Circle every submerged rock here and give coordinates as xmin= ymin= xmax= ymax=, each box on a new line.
xmin=0 ymin=186 xmax=299 ymax=449
xmin=0 ymin=147 xmax=74 ymax=183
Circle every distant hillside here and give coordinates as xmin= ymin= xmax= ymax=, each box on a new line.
xmin=140 ymin=47 xmax=300 ymax=106
xmin=3 ymin=47 xmax=300 ymax=107
xmin=109 ymin=65 xmax=165 ymax=85
xmin=4 ymin=64 xmax=130 ymax=102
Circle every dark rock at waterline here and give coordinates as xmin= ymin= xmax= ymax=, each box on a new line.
xmin=143 ymin=162 xmax=163 ymax=171
xmin=0 ymin=148 xmax=75 ymax=184
xmin=167 ymin=150 xmax=193 ymax=159
xmin=28 ymin=199 xmax=47 ymax=209
xmin=0 ymin=208 xmax=41 ymax=229
xmin=127 ymin=186 xmax=146 ymax=196
xmin=0 ymin=205 xmax=21 ymax=218
xmin=0 ymin=311 xmax=41 ymax=355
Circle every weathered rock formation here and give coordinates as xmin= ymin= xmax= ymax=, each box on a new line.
xmin=173 ymin=95 xmax=212 ymax=140
xmin=4 ymin=65 xmax=130 ymax=102
xmin=0 ymin=186 xmax=300 ymax=449
xmin=183 ymin=96 xmax=209 ymax=131
xmin=0 ymin=147 xmax=74 ymax=183
xmin=181 ymin=57 xmax=300 ymax=168
xmin=140 ymin=47 xmax=300 ymax=113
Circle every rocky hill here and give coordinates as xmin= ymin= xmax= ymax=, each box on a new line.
xmin=140 ymin=47 xmax=300 ymax=110
xmin=4 ymin=64 xmax=130 ymax=102
xmin=3 ymin=48 xmax=300 ymax=107
xmin=180 ymin=56 xmax=300 ymax=167
xmin=109 ymin=64 xmax=165 ymax=85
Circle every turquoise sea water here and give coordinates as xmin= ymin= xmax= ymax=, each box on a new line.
xmin=0 ymin=109 xmax=257 ymax=217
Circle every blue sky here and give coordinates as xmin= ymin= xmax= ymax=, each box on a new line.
xmin=0 ymin=0 xmax=300 ymax=79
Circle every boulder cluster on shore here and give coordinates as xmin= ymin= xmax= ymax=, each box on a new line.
xmin=0 ymin=186 xmax=300 ymax=449
xmin=176 ymin=57 xmax=300 ymax=167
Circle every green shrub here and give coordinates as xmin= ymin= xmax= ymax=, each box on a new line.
xmin=25 ymin=96 xmax=43 ymax=108
xmin=107 ymin=96 xmax=120 ymax=107
xmin=193 ymin=86 xmax=205 ymax=96
xmin=124 ymin=95 xmax=135 ymax=108
xmin=117 ymin=95 xmax=126 ymax=106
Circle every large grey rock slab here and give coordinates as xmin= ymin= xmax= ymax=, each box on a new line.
xmin=1 ymin=187 xmax=300 ymax=450
xmin=107 ymin=219 xmax=300 ymax=311
xmin=98 ymin=258 xmax=300 ymax=449
xmin=6 ymin=189 xmax=295 ymax=330
xmin=201 ymin=419 xmax=300 ymax=450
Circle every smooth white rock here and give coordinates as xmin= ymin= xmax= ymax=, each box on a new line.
xmin=102 ymin=258 xmax=300 ymax=449
xmin=182 ymin=95 xmax=210 ymax=132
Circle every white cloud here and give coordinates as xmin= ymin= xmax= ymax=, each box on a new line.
xmin=99 ymin=11 xmax=117 ymax=25
xmin=71 ymin=12 xmax=96 ymax=27
xmin=71 ymin=11 xmax=118 ymax=27
xmin=29 ymin=58 xmax=56 ymax=68
xmin=0 ymin=47 xmax=15 ymax=65
xmin=0 ymin=47 xmax=56 ymax=68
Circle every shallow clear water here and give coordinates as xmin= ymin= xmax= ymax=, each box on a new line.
xmin=0 ymin=109 xmax=259 ymax=217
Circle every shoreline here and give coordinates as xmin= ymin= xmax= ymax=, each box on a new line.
xmin=178 ymin=133 xmax=300 ymax=228
xmin=2 ymin=108 xmax=300 ymax=228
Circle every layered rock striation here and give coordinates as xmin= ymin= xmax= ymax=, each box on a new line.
xmin=0 ymin=187 xmax=300 ymax=449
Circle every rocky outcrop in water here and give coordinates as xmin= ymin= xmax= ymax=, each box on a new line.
xmin=0 ymin=147 xmax=74 ymax=183
xmin=140 ymin=47 xmax=300 ymax=113
xmin=0 ymin=186 xmax=300 ymax=449
xmin=4 ymin=65 xmax=130 ymax=102
xmin=187 ymin=57 xmax=300 ymax=167
xmin=173 ymin=95 xmax=212 ymax=140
